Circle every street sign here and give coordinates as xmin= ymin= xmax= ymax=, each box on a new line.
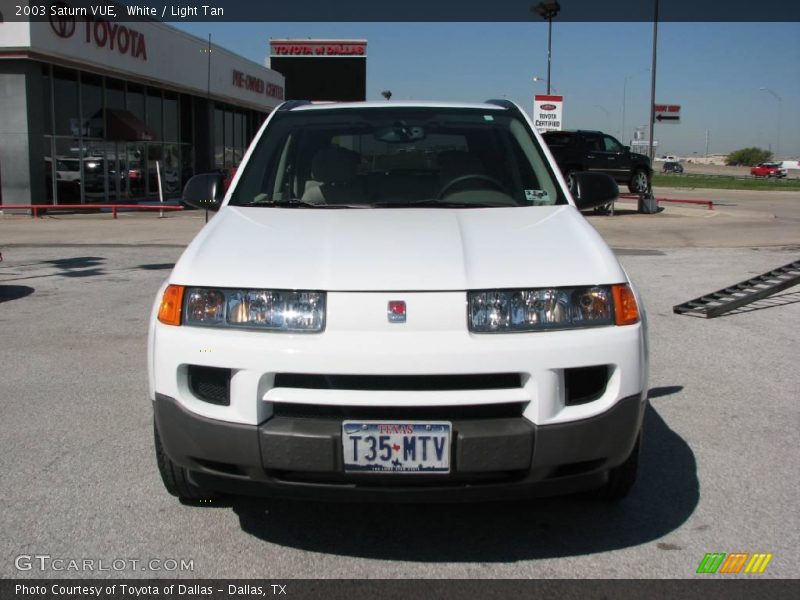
xmin=533 ymin=95 xmax=564 ymax=132
xmin=654 ymin=104 xmax=681 ymax=124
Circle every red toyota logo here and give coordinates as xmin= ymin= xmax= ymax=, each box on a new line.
xmin=49 ymin=2 xmax=76 ymax=38
xmin=540 ymin=103 xmax=557 ymax=111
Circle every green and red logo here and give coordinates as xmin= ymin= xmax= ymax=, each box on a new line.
xmin=696 ymin=552 xmax=773 ymax=574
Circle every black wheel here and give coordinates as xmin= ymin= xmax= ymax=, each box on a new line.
xmin=154 ymin=419 xmax=215 ymax=502
xmin=564 ymin=169 xmax=579 ymax=195
xmin=628 ymin=168 xmax=650 ymax=194
xmin=595 ymin=432 xmax=641 ymax=501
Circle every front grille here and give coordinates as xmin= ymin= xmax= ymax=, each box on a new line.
xmin=273 ymin=372 xmax=523 ymax=391
xmin=187 ymin=365 xmax=231 ymax=406
xmin=271 ymin=402 xmax=526 ymax=420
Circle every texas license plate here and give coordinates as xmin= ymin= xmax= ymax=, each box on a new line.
xmin=342 ymin=421 xmax=451 ymax=473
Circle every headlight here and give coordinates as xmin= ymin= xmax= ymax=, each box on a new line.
xmin=468 ymin=285 xmax=636 ymax=332
xmin=183 ymin=287 xmax=325 ymax=332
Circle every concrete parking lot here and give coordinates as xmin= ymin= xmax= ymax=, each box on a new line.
xmin=1 ymin=188 xmax=798 ymax=578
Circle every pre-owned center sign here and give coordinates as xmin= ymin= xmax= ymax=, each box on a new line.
xmin=533 ymin=95 xmax=563 ymax=132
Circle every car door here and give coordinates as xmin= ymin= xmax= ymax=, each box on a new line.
xmin=580 ymin=133 xmax=611 ymax=177
xmin=601 ymin=134 xmax=631 ymax=182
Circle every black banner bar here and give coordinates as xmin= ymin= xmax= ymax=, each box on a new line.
xmin=2 ymin=579 xmax=799 ymax=600
xmin=4 ymin=0 xmax=800 ymax=22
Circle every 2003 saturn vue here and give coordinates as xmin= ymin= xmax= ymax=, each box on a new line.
xmin=148 ymin=99 xmax=648 ymax=502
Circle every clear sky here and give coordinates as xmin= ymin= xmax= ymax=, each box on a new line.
xmin=173 ymin=21 xmax=800 ymax=159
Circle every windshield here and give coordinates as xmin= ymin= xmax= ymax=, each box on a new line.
xmin=229 ymin=107 xmax=567 ymax=208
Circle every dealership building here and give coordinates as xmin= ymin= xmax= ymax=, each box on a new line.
xmin=0 ymin=14 xmax=285 ymax=206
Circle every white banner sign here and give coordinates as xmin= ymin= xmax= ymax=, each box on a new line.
xmin=533 ymin=95 xmax=564 ymax=132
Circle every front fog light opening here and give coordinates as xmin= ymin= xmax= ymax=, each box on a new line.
xmin=564 ymin=365 xmax=610 ymax=406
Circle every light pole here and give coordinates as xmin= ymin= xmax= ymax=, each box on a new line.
xmin=647 ymin=0 xmax=660 ymax=162
xmin=759 ymin=87 xmax=782 ymax=159
xmin=532 ymin=1 xmax=561 ymax=95
xmin=532 ymin=76 xmax=558 ymax=95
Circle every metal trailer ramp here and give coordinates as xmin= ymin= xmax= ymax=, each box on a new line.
xmin=673 ymin=260 xmax=800 ymax=318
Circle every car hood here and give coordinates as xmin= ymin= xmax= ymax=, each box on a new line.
xmin=171 ymin=205 xmax=626 ymax=291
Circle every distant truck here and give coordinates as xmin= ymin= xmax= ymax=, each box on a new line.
xmin=542 ymin=130 xmax=653 ymax=194
xmin=779 ymin=160 xmax=800 ymax=171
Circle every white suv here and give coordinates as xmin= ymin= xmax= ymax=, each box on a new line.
xmin=148 ymin=100 xmax=648 ymax=502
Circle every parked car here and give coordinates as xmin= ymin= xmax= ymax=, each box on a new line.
xmin=662 ymin=161 xmax=684 ymax=174
xmin=750 ymin=163 xmax=787 ymax=178
xmin=150 ymin=99 xmax=648 ymax=504
xmin=542 ymin=130 xmax=653 ymax=195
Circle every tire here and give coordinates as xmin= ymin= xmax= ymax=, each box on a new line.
xmin=595 ymin=432 xmax=641 ymax=501
xmin=154 ymin=419 xmax=215 ymax=502
xmin=628 ymin=168 xmax=650 ymax=194
xmin=564 ymin=168 xmax=579 ymax=195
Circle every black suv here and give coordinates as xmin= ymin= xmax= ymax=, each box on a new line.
xmin=542 ymin=130 xmax=652 ymax=194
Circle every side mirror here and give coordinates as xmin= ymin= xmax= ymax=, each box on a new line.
xmin=182 ymin=173 xmax=224 ymax=211
xmin=571 ymin=172 xmax=619 ymax=211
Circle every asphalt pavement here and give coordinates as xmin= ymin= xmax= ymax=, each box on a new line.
xmin=0 ymin=190 xmax=798 ymax=579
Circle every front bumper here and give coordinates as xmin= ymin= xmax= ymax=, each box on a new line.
xmin=154 ymin=391 xmax=646 ymax=502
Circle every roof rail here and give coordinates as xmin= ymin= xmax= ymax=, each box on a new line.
xmin=484 ymin=98 xmax=528 ymax=122
xmin=484 ymin=98 xmax=516 ymax=110
xmin=277 ymin=100 xmax=312 ymax=111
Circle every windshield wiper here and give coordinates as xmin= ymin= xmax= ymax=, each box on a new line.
xmin=243 ymin=199 xmax=368 ymax=209
xmin=371 ymin=199 xmax=512 ymax=209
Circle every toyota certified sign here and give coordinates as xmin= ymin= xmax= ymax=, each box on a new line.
xmin=533 ymin=95 xmax=564 ymax=132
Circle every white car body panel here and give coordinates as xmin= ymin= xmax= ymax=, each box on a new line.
xmin=170 ymin=205 xmax=625 ymax=292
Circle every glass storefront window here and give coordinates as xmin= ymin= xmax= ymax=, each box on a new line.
xmin=147 ymin=89 xmax=163 ymax=141
xmin=163 ymin=144 xmax=181 ymax=197
xmin=52 ymin=68 xmax=79 ymax=137
xmin=126 ymin=143 xmax=145 ymax=199
xmin=180 ymin=95 xmax=193 ymax=143
xmin=180 ymin=143 xmax=193 ymax=190
xmin=42 ymin=65 xmax=52 ymax=135
xmin=164 ymin=93 xmax=178 ymax=143
xmin=127 ymin=83 xmax=145 ymax=123
xmin=147 ymin=143 xmax=164 ymax=196
xmin=43 ymin=137 xmax=54 ymax=202
xmin=214 ymin=108 xmax=224 ymax=169
xmin=224 ymin=110 xmax=233 ymax=167
xmin=53 ymin=137 xmax=82 ymax=203
xmin=81 ymin=73 xmax=104 ymax=138
xmin=106 ymin=78 xmax=125 ymax=111
xmin=233 ymin=112 xmax=243 ymax=165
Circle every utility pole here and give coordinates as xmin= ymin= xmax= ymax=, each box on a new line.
xmin=647 ymin=0 xmax=659 ymax=162
xmin=759 ymin=87 xmax=782 ymax=159
xmin=705 ymin=129 xmax=710 ymax=157
xmin=532 ymin=2 xmax=561 ymax=95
